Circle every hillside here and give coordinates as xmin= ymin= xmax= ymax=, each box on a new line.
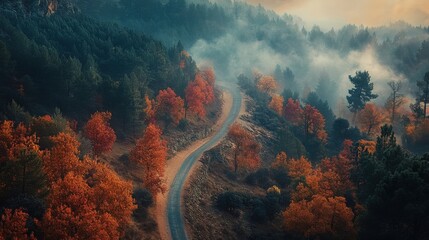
xmin=0 ymin=0 xmax=428 ymax=239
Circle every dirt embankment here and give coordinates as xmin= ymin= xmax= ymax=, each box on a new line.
xmin=183 ymin=95 xmax=283 ymax=240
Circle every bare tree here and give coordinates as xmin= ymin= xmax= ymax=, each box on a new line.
xmin=385 ymin=81 xmax=404 ymax=124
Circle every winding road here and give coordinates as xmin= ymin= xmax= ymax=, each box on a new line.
xmin=167 ymin=82 xmax=242 ymax=240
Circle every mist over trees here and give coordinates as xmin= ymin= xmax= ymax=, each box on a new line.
xmin=0 ymin=0 xmax=428 ymax=239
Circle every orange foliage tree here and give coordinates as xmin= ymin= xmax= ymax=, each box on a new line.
xmin=0 ymin=120 xmax=41 ymax=162
xmin=83 ymin=111 xmax=116 ymax=157
xmin=283 ymin=98 xmax=302 ymax=125
xmin=42 ymin=173 xmax=120 ymax=240
xmin=227 ymin=123 xmax=261 ymax=173
xmin=143 ymin=95 xmax=156 ymax=124
xmin=283 ymin=195 xmax=355 ymax=239
xmin=130 ymin=123 xmax=167 ymax=197
xmin=156 ymin=88 xmax=185 ymax=125
xmin=257 ymin=75 xmax=278 ymax=95
xmin=271 ymin=151 xmax=288 ymax=169
xmin=269 ymin=94 xmax=284 ymax=115
xmin=302 ymin=105 xmax=327 ymax=141
xmin=43 ymin=132 xmax=82 ymax=181
xmin=185 ymin=73 xmax=215 ymax=118
xmin=0 ymin=208 xmax=34 ymax=240
xmin=357 ymin=103 xmax=385 ymax=137
xmin=285 ymin=156 xmax=313 ymax=180
xmin=319 ymin=140 xmax=355 ymax=195
xmin=0 ymin=120 xmax=47 ymax=200
xmin=83 ymin=159 xmax=136 ymax=233
xmin=356 ymin=139 xmax=376 ymax=156
xmin=200 ymin=67 xmax=216 ymax=87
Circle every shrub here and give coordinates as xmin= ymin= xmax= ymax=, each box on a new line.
xmin=216 ymin=192 xmax=244 ymax=216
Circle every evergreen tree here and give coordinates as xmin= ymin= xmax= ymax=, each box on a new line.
xmin=346 ymin=71 xmax=378 ymax=121
xmin=416 ymin=72 xmax=429 ymax=118
xmin=0 ymin=150 xmax=48 ymax=202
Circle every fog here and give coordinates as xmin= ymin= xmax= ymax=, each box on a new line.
xmin=245 ymin=0 xmax=429 ymax=29
xmin=188 ymin=6 xmax=427 ymax=114
xmin=76 ymin=0 xmax=429 ymax=116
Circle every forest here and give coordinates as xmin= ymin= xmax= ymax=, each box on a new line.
xmin=0 ymin=0 xmax=428 ymax=239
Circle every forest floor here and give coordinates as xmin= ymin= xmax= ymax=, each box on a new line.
xmin=183 ymin=95 xmax=285 ymax=240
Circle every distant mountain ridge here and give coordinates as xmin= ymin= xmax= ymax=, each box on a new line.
xmin=0 ymin=0 xmax=79 ymax=16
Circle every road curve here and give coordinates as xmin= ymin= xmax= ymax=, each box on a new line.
xmin=167 ymin=82 xmax=242 ymax=240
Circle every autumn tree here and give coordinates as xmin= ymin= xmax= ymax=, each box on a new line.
xmin=156 ymin=88 xmax=185 ymax=125
xmin=268 ymin=94 xmax=284 ymax=115
xmin=283 ymin=98 xmax=302 ymax=125
xmin=83 ymin=159 xmax=136 ymax=233
xmin=43 ymin=132 xmax=82 ymax=182
xmin=42 ymin=173 xmax=120 ymax=239
xmin=143 ymin=95 xmax=156 ymax=124
xmin=346 ymin=71 xmax=378 ymax=121
xmin=0 ymin=121 xmax=47 ymax=201
xmin=185 ymin=73 xmax=214 ymax=118
xmin=283 ymin=195 xmax=355 ymax=239
xmin=200 ymin=67 xmax=216 ymax=86
xmin=320 ymin=140 xmax=355 ymax=196
xmin=83 ymin=111 xmax=116 ymax=157
xmin=130 ymin=123 xmax=167 ymax=197
xmin=385 ymin=80 xmax=404 ymax=124
xmin=285 ymin=156 xmax=312 ymax=180
xmin=227 ymin=123 xmax=261 ymax=173
xmin=0 ymin=208 xmax=34 ymax=240
xmin=257 ymin=75 xmax=278 ymax=95
xmin=357 ymin=103 xmax=385 ymax=137
xmin=302 ymin=105 xmax=327 ymax=141
xmin=0 ymin=121 xmax=41 ymax=162
xmin=271 ymin=151 xmax=288 ymax=169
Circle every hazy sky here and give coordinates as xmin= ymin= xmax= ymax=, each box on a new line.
xmin=245 ymin=0 xmax=429 ymax=28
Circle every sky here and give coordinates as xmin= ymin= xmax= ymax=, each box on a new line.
xmin=245 ymin=0 xmax=429 ymax=28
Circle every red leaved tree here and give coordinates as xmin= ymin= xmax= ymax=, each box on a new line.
xmin=283 ymin=195 xmax=355 ymax=239
xmin=227 ymin=123 xmax=261 ymax=173
xmin=83 ymin=159 xmax=137 ymax=234
xmin=200 ymin=67 xmax=216 ymax=87
xmin=302 ymin=105 xmax=327 ymax=141
xmin=83 ymin=111 xmax=116 ymax=157
xmin=269 ymin=94 xmax=284 ymax=115
xmin=0 ymin=120 xmax=41 ymax=162
xmin=44 ymin=132 xmax=82 ymax=181
xmin=42 ymin=173 xmax=120 ymax=240
xmin=283 ymin=98 xmax=302 ymax=125
xmin=257 ymin=75 xmax=278 ymax=95
xmin=0 ymin=208 xmax=34 ymax=240
xmin=143 ymin=95 xmax=156 ymax=124
xmin=357 ymin=103 xmax=386 ymax=137
xmin=130 ymin=123 xmax=167 ymax=197
xmin=185 ymin=73 xmax=215 ymax=118
xmin=156 ymin=88 xmax=185 ymax=126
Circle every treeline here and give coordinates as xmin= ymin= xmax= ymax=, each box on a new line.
xmin=0 ymin=10 xmax=199 ymax=134
xmin=75 ymin=0 xmax=233 ymax=47
xmin=76 ymin=0 xmax=429 ymax=87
